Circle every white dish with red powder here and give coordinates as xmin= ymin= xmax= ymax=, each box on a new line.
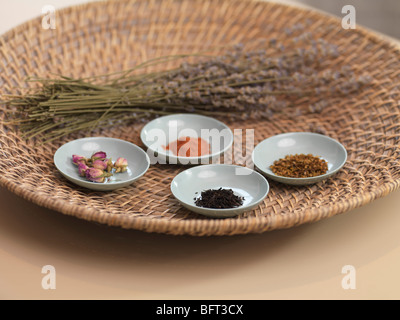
xmin=140 ymin=114 xmax=233 ymax=165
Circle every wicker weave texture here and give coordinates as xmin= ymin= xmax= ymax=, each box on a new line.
xmin=0 ymin=0 xmax=399 ymax=236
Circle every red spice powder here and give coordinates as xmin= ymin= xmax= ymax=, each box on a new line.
xmin=163 ymin=136 xmax=210 ymax=157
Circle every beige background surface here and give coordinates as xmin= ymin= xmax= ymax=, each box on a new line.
xmin=0 ymin=0 xmax=399 ymax=300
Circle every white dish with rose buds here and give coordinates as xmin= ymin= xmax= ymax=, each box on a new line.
xmin=54 ymin=137 xmax=150 ymax=191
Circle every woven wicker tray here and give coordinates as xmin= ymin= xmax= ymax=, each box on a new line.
xmin=1 ymin=0 xmax=399 ymax=236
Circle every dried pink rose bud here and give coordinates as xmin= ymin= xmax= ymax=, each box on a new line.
xmin=92 ymin=159 xmax=108 ymax=170
xmin=78 ymin=162 xmax=89 ymax=177
xmin=85 ymin=168 xmax=112 ymax=183
xmin=91 ymin=151 xmax=107 ymax=161
xmin=114 ymin=157 xmax=128 ymax=173
xmin=72 ymin=155 xmax=86 ymax=165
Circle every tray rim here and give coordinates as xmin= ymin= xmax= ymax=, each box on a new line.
xmin=1 ymin=0 xmax=400 ymax=236
xmin=1 ymin=175 xmax=399 ymax=236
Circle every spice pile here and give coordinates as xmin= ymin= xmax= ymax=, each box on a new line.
xmin=270 ymin=153 xmax=328 ymax=178
xmin=194 ymin=188 xmax=244 ymax=209
xmin=72 ymin=151 xmax=128 ymax=183
xmin=163 ymin=136 xmax=210 ymax=157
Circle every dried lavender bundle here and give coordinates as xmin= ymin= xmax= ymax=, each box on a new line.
xmin=3 ymin=28 xmax=372 ymax=142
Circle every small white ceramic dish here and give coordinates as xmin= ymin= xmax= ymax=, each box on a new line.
xmin=140 ymin=114 xmax=234 ymax=165
xmin=252 ymin=132 xmax=347 ymax=185
xmin=54 ymin=137 xmax=150 ymax=191
xmin=171 ymin=164 xmax=270 ymax=218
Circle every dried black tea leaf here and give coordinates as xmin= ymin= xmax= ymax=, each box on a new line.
xmin=194 ymin=188 xmax=244 ymax=209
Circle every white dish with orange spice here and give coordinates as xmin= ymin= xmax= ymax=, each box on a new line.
xmin=140 ymin=114 xmax=233 ymax=165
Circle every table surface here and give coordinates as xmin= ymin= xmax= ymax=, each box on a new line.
xmin=1 ymin=0 xmax=399 ymax=300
